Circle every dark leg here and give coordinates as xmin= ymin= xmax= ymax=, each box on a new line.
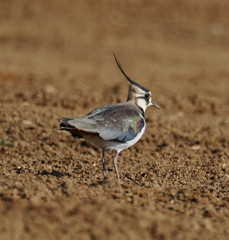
xmin=102 ymin=150 xmax=107 ymax=178
xmin=113 ymin=150 xmax=121 ymax=183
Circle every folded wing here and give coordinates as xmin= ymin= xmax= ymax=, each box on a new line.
xmin=60 ymin=103 xmax=145 ymax=143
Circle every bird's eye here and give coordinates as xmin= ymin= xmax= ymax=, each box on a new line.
xmin=145 ymin=93 xmax=150 ymax=99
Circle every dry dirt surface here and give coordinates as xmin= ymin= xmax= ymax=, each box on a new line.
xmin=0 ymin=1 xmax=229 ymax=239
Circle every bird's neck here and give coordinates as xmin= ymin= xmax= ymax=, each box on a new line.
xmin=126 ymin=100 xmax=145 ymax=117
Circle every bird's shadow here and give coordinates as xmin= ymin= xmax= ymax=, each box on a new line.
xmin=35 ymin=170 xmax=64 ymax=178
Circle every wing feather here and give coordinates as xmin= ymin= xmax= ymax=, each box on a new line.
xmin=67 ymin=118 xmax=98 ymax=133
xmin=61 ymin=103 xmax=145 ymax=142
xmin=94 ymin=104 xmax=145 ymax=142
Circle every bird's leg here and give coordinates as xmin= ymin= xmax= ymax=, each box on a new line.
xmin=102 ymin=150 xmax=107 ymax=178
xmin=113 ymin=150 xmax=121 ymax=183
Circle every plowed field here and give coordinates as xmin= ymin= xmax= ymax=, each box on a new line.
xmin=0 ymin=1 xmax=229 ymax=239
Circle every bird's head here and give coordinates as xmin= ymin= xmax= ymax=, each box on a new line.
xmin=114 ymin=54 xmax=160 ymax=112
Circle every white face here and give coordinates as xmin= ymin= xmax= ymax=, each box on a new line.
xmin=135 ymin=91 xmax=152 ymax=111
xmin=128 ymin=84 xmax=160 ymax=111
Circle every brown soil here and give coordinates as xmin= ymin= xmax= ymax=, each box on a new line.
xmin=0 ymin=1 xmax=229 ymax=239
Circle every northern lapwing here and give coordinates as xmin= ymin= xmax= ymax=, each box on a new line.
xmin=60 ymin=54 xmax=160 ymax=182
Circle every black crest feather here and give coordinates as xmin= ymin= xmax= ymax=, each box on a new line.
xmin=113 ymin=53 xmax=149 ymax=92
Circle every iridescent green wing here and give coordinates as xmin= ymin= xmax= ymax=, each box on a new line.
xmin=94 ymin=104 xmax=145 ymax=142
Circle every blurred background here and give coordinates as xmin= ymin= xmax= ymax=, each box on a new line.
xmin=1 ymin=0 xmax=228 ymax=114
xmin=1 ymin=0 xmax=228 ymax=121
xmin=1 ymin=0 xmax=229 ymax=78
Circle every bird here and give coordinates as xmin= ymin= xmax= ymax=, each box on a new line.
xmin=60 ymin=54 xmax=160 ymax=182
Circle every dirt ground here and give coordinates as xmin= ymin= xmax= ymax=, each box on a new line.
xmin=0 ymin=1 xmax=229 ymax=239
